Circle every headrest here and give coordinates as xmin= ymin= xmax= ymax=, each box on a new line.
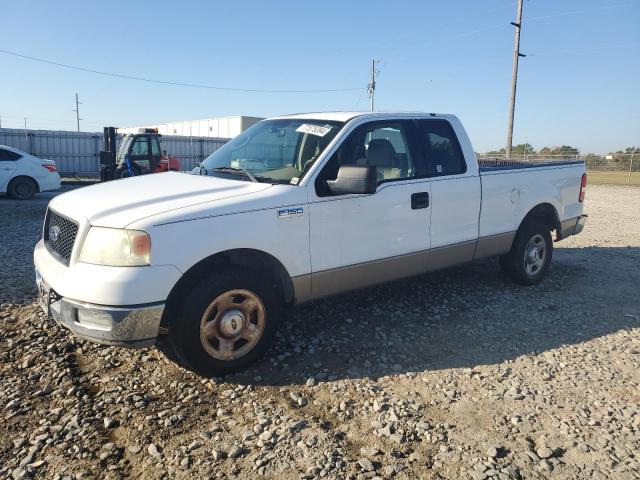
xmin=367 ymin=139 xmax=395 ymax=167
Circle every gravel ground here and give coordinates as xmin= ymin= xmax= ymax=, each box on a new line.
xmin=1 ymin=185 xmax=639 ymax=480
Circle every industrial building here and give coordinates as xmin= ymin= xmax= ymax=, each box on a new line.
xmin=119 ymin=115 xmax=263 ymax=139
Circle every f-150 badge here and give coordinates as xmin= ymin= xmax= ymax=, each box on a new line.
xmin=277 ymin=208 xmax=304 ymax=219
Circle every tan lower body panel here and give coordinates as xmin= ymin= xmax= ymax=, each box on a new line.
xmin=473 ymin=231 xmax=516 ymax=260
xmin=293 ymin=233 xmax=516 ymax=304
xmin=308 ymin=250 xmax=430 ymax=302
xmin=426 ymin=240 xmax=477 ymax=272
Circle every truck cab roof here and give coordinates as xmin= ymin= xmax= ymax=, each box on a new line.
xmin=271 ymin=111 xmax=457 ymax=123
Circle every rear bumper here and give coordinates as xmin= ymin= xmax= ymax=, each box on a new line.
xmin=39 ymin=173 xmax=61 ymax=192
xmin=558 ymin=215 xmax=587 ymax=240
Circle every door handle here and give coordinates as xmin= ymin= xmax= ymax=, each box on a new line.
xmin=411 ymin=192 xmax=429 ymax=209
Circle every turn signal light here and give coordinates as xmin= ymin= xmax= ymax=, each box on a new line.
xmin=131 ymin=232 xmax=151 ymax=256
xmin=579 ymin=173 xmax=587 ymax=202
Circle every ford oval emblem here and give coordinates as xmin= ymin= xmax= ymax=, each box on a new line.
xmin=49 ymin=225 xmax=61 ymax=242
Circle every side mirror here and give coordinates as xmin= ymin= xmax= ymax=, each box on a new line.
xmin=326 ymin=165 xmax=377 ymax=195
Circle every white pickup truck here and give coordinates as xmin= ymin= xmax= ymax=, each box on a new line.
xmin=34 ymin=112 xmax=587 ymax=376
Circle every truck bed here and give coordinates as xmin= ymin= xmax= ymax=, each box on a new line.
xmin=476 ymin=158 xmax=586 ymax=242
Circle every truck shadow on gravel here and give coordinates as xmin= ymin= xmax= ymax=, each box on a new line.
xmin=226 ymin=246 xmax=640 ymax=386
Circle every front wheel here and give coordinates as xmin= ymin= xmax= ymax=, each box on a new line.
xmin=500 ymin=221 xmax=553 ymax=285
xmin=165 ymin=268 xmax=282 ymax=377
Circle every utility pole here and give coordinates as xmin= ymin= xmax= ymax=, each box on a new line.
xmin=506 ymin=0 xmax=525 ymax=158
xmin=24 ymin=117 xmax=28 ymax=152
xmin=368 ymin=59 xmax=378 ymax=112
xmin=72 ymin=93 xmax=82 ymax=132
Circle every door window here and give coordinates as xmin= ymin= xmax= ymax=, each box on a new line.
xmin=316 ymin=121 xmax=420 ymax=196
xmin=415 ymin=120 xmax=466 ymax=176
xmin=0 ymin=148 xmax=22 ymax=161
xmin=130 ymin=137 xmax=150 ymax=156
xmin=151 ymin=138 xmax=161 ymax=156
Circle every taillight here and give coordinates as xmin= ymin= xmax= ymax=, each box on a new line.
xmin=42 ymin=164 xmax=57 ymax=172
xmin=579 ymin=173 xmax=587 ymax=202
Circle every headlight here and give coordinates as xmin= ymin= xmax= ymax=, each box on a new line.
xmin=79 ymin=227 xmax=151 ymax=266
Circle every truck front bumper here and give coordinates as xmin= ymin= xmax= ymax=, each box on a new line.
xmin=36 ymin=268 xmax=164 ymax=348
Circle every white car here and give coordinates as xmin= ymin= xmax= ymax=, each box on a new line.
xmin=34 ymin=112 xmax=587 ymax=376
xmin=0 ymin=145 xmax=61 ymax=199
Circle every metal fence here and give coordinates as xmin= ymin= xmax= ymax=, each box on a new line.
xmin=0 ymin=128 xmax=230 ymax=177
xmin=477 ymin=152 xmax=639 ymax=186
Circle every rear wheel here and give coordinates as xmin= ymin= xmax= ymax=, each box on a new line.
xmin=500 ymin=221 xmax=553 ymax=285
xmin=8 ymin=177 xmax=37 ymax=200
xmin=165 ymin=267 xmax=282 ymax=377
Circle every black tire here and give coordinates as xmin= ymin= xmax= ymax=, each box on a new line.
xmin=165 ymin=267 xmax=283 ymax=377
xmin=8 ymin=177 xmax=37 ymax=200
xmin=499 ymin=221 xmax=553 ymax=286
xmin=117 ymin=163 xmax=142 ymax=179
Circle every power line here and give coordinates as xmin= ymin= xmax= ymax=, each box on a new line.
xmin=524 ymin=3 xmax=634 ymax=22
xmin=529 ymin=42 xmax=640 ymax=57
xmin=0 ymin=48 xmax=364 ymax=93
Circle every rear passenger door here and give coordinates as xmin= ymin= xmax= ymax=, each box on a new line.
xmin=414 ymin=119 xmax=480 ymax=270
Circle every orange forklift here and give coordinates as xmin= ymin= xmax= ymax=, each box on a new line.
xmin=100 ymin=127 xmax=181 ymax=181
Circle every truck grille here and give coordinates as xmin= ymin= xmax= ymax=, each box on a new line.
xmin=44 ymin=210 xmax=79 ymax=266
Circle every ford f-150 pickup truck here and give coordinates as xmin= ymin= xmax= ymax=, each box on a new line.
xmin=34 ymin=112 xmax=587 ymax=376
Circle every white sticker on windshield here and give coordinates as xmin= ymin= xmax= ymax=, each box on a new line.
xmin=296 ymin=123 xmax=333 ymax=137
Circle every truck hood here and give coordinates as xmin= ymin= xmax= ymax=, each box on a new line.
xmin=49 ymin=172 xmax=272 ymax=228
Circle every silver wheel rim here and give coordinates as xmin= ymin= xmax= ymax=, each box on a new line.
xmin=524 ymin=234 xmax=546 ymax=276
xmin=199 ymin=289 xmax=266 ymax=361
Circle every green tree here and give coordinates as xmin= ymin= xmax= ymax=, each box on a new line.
xmin=511 ymin=143 xmax=536 ymax=155
xmin=553 ymin=145 xmax=579 ymax=156
xmin=486 ymin=148 xmax=506 ymax=156
xmin=538 ymin=145 xmax=579 ymax=157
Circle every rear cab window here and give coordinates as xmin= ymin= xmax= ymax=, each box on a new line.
xmin=0 ymin=148 xmax=22 ymax=161
xmin=415 ymin=119 xmax=466 ymax=176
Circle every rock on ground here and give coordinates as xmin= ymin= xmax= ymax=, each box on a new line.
xmin=1 ymin=184 xmax=639 ymax=479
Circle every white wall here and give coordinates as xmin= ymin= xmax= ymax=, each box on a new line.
xmin=120 ymin=116 xmax=263 ymax=139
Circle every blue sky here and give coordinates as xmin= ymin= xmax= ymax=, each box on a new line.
xmin=1 ymin=0 xmax=638 ymax=153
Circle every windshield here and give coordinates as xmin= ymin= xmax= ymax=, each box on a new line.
xmin=197 ymin=119 xmax=344 ymax=184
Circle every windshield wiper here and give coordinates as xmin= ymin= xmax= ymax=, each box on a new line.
xmin=211 ymin=166 xmax=259 ymax=183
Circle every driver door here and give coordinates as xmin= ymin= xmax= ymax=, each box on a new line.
xmin=129 ymin=136 xmax=151 ymax=174
xmin=307 ymin=120 xmax=431 ymax=299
